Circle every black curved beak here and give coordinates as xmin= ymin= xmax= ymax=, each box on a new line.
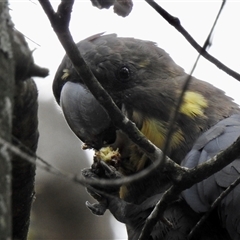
xmin=60 ymin=81 xmax=116 ymax=149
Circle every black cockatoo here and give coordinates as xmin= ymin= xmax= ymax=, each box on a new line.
xmin=53 ymin=33 xmax=240 ymax=239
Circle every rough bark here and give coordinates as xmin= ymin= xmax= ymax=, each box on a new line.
xmin=0 ymin=2 xmax=48 ymax=239
xmin=0 ymin=1 xmax=14 ymax=238
xmin=11 ymin=79 xmax=39 ymax=240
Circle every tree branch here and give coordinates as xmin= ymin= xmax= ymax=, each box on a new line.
xmin=145 ymin=0 xmax=240 ymax=81
xmin=139 ymin=134 xmax=240 ymax=240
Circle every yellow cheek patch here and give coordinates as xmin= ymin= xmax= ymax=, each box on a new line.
xmin=180 ymin=91 xmax=208 ymax=118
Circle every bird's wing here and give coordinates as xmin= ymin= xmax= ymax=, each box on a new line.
xmin=181 ymin=114 xmax=240 ymax=240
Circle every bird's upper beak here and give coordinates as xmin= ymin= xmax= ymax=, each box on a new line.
xmin=60 ymin=81 xmax=116 ymax=149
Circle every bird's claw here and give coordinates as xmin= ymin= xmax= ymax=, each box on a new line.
xmin=82 ymin=166 xmax=122 ymax=216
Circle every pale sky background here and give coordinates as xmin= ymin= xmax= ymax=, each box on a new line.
xmin=9 ymin=1 xmax=240 ymax=239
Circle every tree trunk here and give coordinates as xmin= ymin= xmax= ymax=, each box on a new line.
xmin=0 ymin=0 xmax=15 ymax=238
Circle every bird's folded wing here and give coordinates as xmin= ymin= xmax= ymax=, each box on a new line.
xmin=181 ymin=114 xmax=240 ymax=240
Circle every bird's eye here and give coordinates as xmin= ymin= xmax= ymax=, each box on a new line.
xmin=118 ymin=66 xmax=131 ymax=82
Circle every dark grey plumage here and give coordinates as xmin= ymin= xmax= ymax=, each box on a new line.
xmin=52 ymin=33 xmax=240 ymax=239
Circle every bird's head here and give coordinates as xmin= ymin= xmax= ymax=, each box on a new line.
xmin=52 ymin=33 xmax=186 ymax=150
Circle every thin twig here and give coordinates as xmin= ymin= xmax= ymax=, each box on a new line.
xmin=139 ymin=185 xmax=179 ymax=239
xmin=139 ymin=133 xmax=240 ymax=240
xmin=0 ymin=136 xmax=125 ymax=213
xmin=145 ymin=0 xmax=240 ymax=81
xmin=162 ymin=0 xmax=226 ymax=174
xmin=0 ymin=136 xmax=77 ymax=182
